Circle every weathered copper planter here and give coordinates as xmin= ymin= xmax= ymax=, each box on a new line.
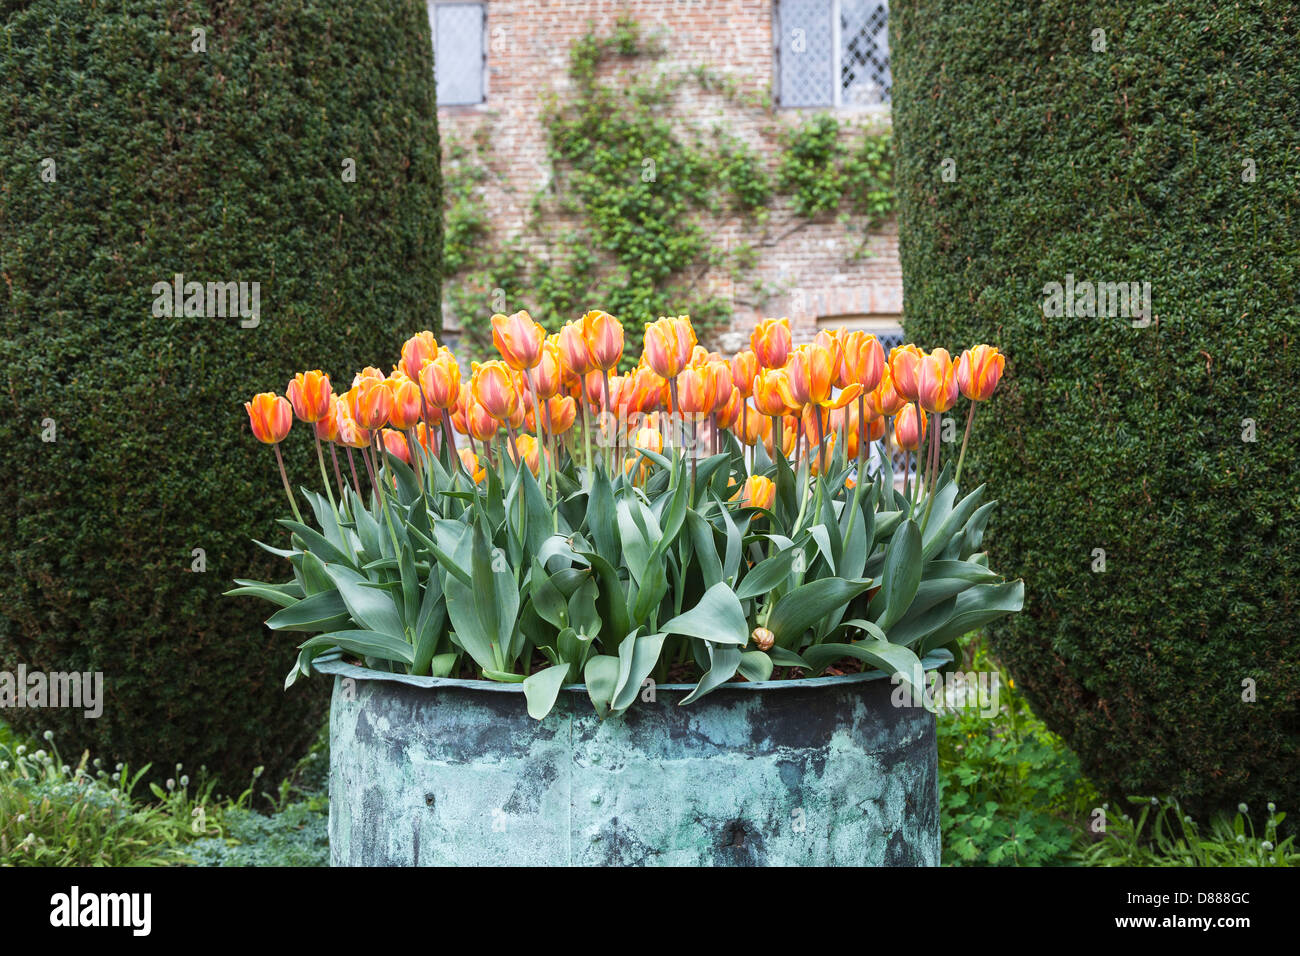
xmin=318 ymin=658 xmax=940 ymax=866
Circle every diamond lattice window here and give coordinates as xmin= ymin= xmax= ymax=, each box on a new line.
xmin=429 ymin=2 xmax=486 ymax=106
xmin=777 ymin=0 xmax=891 ymax=108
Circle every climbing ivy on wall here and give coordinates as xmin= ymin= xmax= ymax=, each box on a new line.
xmin=442 ymin=16 xmax=896 ymax=362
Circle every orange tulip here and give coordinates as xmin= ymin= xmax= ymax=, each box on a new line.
xmin=349 ymin=378 xmax=392 ymax=430
xmin=458 ymin=448 xmax=487 ymax=484
xmin=865 ymin=367 xmax=907 ymax=418
xmin=738 ymin=404 xmax=764 ymax=446
xmin=399 ymin=331 xmax=439 ymax=381
xmin=245 ymin=393 xmax=292 ymax=444
xmin=916 ymin=348 xmax=959 ymax=414
xmin=837 ymin=331 xmax=885 ymax=392
xmin=532 ymin=337 xmax=564 ymax=400
xmin=419 ymin=349 xmax=462 ymax=410
xmin=386 ymin=375 xmax=424 ymax=430
xmin=558 ymin=320 xmax=595 ymax=377
xmin=314 ymin=397 xmax=341 ymax=442
xmin=353 ymin=366 xmax=386 ymax=388
xmin=415 ymin=421 xmax=435 ymax=453
xmin=956 ymin=345 xmax=1005 ymax=401
xmin=286 ymin=370 xmax=333 ymax=424
xmin=467 ymin=401 xmax=499 ymax=443
xmin=762 ymin=415 xmax=798 ymax=458
xmin=889 ymin=345 xmax=924 ymax=402
xmin=643 ymin=316 xmax=696 ymax=380
xmin=491 ymin=310 xmax=546 ymax=371
xmin=676 ymin=366 xmax=713 ymax=417
xmin=785 ymin=343 xmax=864 ymax=410
xmin=751 ymin=317 xmax=792 ymax=369
xmin=752 ymin=368 xmax=794 ymax=417
xmin=334 ymin=399 xmax=372 ymax=449
xmin=381 ymin=428 xmax=411 ymax=465
xmin=583 ymin=310 xmax=624 ymax=371
xmin=731 ymin=474 xmax=776 ymax=510
xmin=512 ymin=434 xmax=547 ymax=476
xmin=716 ymin=386 xmax=743 ymax=430
xmin=545 ymin=394 xmax=577 ymax=435
xmin=583 ymin=369 xmax=607 ymax=410
xmin=470 ymin=360 xmax=519 ymax=422
xmin=893 ymin=403 xmax=927 ymax=452
xmin=730 ymin=349 xmax=759 ymax=397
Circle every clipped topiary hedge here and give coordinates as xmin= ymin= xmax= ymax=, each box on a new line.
xmin=892 ymin=0 xmax=1299 ymax=817
xmin=0 ymin=0 xmax=441 ymax=785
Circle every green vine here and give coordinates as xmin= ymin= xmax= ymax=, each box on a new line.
xmin=441 ymin=16 xmax=897 ymax=359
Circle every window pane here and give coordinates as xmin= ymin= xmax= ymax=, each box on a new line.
xmin=778 ymin=0 xmax=834 ymax=107
xmin=840 ymin=0 xmax=891 ymax=105
xmin=432 ymin=3 xmax=484 ymax=106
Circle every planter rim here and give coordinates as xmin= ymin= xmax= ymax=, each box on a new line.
xmin=313 ymin=652 xmax=947 ymax=695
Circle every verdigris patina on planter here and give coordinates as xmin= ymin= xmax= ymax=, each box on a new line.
xmin=320 ymin=658 xmax=940 ymax=866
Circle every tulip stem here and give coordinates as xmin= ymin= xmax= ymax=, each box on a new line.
xmin=954 ymin=402 xmax=976 ymax=487
xmin=440 ymin=408 xmax=460 ymax=474
xmin=345 ymin=447 xmax=363 ymax=504
xmin=921 ymin=413 xmax=941 ymax=532
xmin=314 ymin=435 xmax=337 ymax=516
xmin=329 ymin=443 xmax=348 ymax=513
xmin=601 ymin=370 xmax=614 ymax=476
xmin=273 ymin=443 xmax=304 ymax=525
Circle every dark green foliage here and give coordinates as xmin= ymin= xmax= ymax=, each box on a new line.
xmin=0 ymin=1 xmax=442 ymax=784
xmin=892 ymin=0 xmax=1299 ymax=816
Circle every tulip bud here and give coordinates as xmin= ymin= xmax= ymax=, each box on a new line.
xmin=956 ymin=345 xmax=1005 ymax=401
xmin=750 ymin=317 xmax=792 ymax=369
xmin=491 ymin=310 xmax=546 ymax=370
xmin=751 ymin=627 xmax=775 ymax=652
xmin=244 ymin=393 xmax=292 ymax=444
xmin=893 ymin=403 xmax=927 ymax=452
xmin=381 ymin=428 xmax=411 ymax=465
xmin=286 ymin=370 xmax=333 ymax=423
xmin=916 ymin=348 xmax=959 ymax=414
xmin=731 ymin=475 xmax=776 ymax=510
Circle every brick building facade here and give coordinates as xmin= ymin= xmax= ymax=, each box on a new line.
xmin=429 ymin=0 xmax=902 ymax=352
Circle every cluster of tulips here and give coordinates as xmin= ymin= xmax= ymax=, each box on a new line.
xmin=244 ymin=310 xmax=1005 ymax=520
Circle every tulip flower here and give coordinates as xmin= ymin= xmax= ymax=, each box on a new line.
xmin=752 ymin=368 xmax=794 ymax=417
xmin=837 ymin=332 xmax=885 ymax=392
xmin=471 ymin=360 xmax=520 ymax=422
xmin=245 ymin=392 xmax=301 ymax=522
xmin=785 ymin=344 xmax=861 ymax=411
xmin=916 ymin=348 xmax=959 ymax=414
xmin=533 ymin=337 xmax=564 ymax=400
xmin=545 ymin=394 xmax=577 ymax=436
xmin=399 ymin=331 xmax=439 ymax=381
xmin=458 ymin=448 xmax=486 ymax=484
xmin=386 ymin=375 xmax=424 ymax=430
xmin=245 ymin=392 xmax=292 ymax=445
xmin=382 ymin=428 xmax=411 ymax=466
xmin=731 ymin=350 xmax=758 ymax=397
xmin=491 ymin=310 xmax=546 ymax=370
xmin=956 ymin=345 xmax=1005 ymax=402
xmin=677 ymin=365 xmax=714 ymax=417
xmin=953 ymin=345 xmax=1007 ymax=484
xmin=716 ymin=386 xmax=743 ymax=431
xmin=467 ymin=401 xmax=500 ymax=443
xmin=893 ymin=402 xmax=926 ymax=451
xmin=353 ymin=366 xmax=385 ymax=387
xmin=314 ymin=398 xmax=340 ymax=443
xmin=643 ymin=316 xmax=696 ymax=381
xmin=286 ymin=370 xmax=333 ymax=423
xmin=348 ymin=378 xmax=392 ymax=431
xmin=762 ymin=414 xmax=798 ymax=459
xmin=888 ymin=344 xmax=924 ymax=402
xmin=737 ymin=404 xmax=764 ymax=446
xmin=335 ymin=400 xmax=372 ymax=449
xmin=731 ymin=474 xmax=776 ymax=510
xmin=512 ymin=434 xmax=546 ymax=476
xmin=558 ymin=320 xmax=596 ymax=377
xmin=865 ymin=367 xmax=907 ymax=418
xmin=419 ymin=349 xmax=462 ymax=410
xmin=583 ymin=310 xmax=624 ymax=371
xmin=751 ymin=317 xmax=792 ymax=369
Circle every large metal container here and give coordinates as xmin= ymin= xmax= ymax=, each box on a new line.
xmin=319 ymin=658 xmax=939 ymax=866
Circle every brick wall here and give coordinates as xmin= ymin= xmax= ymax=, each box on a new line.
xmin=434 ymin=0 xmax=902 ymax=349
